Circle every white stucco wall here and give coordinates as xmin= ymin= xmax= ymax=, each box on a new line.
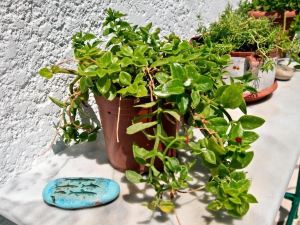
xmin=0 ymin=0 xmax=239 ymax=185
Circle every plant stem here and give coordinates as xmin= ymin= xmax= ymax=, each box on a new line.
xmin=116 ymin=96 xmax=122 ymax=143
xmin=149 ymin=110 xmax=162 ymax=180
xmin=283 ymin=11 xmax=287 ymax=33
xmin=69 ymin=76 xmax=81 ymax=94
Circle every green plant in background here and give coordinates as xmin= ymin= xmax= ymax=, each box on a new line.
xmin=198 ymin=7 xmax=300 ymax=71
xmin=291 ymin=14 xmax=300 ymax=33
xmin=240 ymin=0 xmax=300 ymax=12
xmin=39 ymin=8 xmax=265 ymax=218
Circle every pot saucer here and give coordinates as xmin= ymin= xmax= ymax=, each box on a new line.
xmin=243 ymin=81 xmax=278 ymax=103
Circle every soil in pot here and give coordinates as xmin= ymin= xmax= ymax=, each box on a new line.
xmin=95 ymin=96 xmax=177 ymax=173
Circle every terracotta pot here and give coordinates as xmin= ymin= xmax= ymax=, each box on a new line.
xmin=230 ymin=51 xmax=259 ymax=68
xmin=230 ymin=51 xmax=255 ymax=58
xmin=189 ymin=35 xmax=203 ymax=46
xmin=248 ymin=10 xmax=298 ymax=30
xmin=243 ymin=81 xmax=278 ymax=103
xmin=95 ymin=96 xmax=177 ymax=173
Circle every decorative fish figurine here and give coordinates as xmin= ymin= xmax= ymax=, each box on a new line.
xmin=43 ymin=177 xmax=120 ymax=209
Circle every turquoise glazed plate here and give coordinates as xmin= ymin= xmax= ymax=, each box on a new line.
xmin=42 ymin=177 xmax=120 ymax=209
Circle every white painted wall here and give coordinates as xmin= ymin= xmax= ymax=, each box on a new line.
xmin=0 ymin=0 xmax=238 ymax=185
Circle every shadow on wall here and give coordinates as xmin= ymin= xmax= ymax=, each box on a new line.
xmin=51 ymin=102 xmax=101 ymax=154
xmin=50 ymin=103 xmax=107 ymax=165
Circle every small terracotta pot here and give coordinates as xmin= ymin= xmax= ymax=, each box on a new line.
xmin=248 ymin=10 xmax=297 ymax=19
xmin=189 ymin=35 xmax=203 ymax=44
xmin=248 ymin=10 xmax=298 ymax=30
xmin=230 ymin=51 xmax=255 ymax=58
xmin=95 ymin=96 xmax=177 ymax=173
xmin=230 ymin=51 xmax=259 ymax=69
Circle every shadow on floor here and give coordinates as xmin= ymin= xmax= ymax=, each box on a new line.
xmin=120 ymin=150 xmax=236 ymax=224
xmin=0 ymin=215 xmax=17 ymax=225
xmin=276 ymin=206 xmax=290 ymax=225
xmin=54 ymin=131 xmax=109 ymax=166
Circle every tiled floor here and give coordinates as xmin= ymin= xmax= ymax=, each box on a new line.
xmin=275 ymin=158 xmax=300 ymax=225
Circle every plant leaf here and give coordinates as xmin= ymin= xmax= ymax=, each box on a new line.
xmin=242 ymin=131 xmax=259 ymax=144
xmin=120 ymin=45 xmax=133 ymax=56
xmin=239 ymin=115 xmax=265 ymax=130
xmin=203 ymin=150 xmax=216 ymax=164
xmin=170 ymin=63 xmax=186 ymax=81
xmin=218 ymin=84 xmax=243 ymax=109
xmin=39 ymin=68 xmax=53 ymax=79
xmin=155 ymin=72 xmax=169 ymax=84
xmin=178 ymin=95 xmax=189 ymax=114
xmin=96 ymin=77 xmax=111 ymax=94
xmin=207 ymin=200 xmax=223 ymax=211
xmin=98 ymin=52 xmax=112 ymax=68
xmin=125 ymin=170 xmax=143 ymax=183
xmin=207 ymin=137 xmax=226 ymax=155
xmin=126 ymin=121 xmax=157 ymax=134
xmin=49 ymin=96 xmax=65 ymax=108
xmin=158 ymin=200 xmax=175 ymax=213
xmin=119 ymin=71 xmax=132 ymax=86
xmin=163 ymin=110 xmax=181 ymax=121
xmin=134 ymin=101 xmax=157 ymax=108
xmin=136 ymin=85 xmax=148 ymax=97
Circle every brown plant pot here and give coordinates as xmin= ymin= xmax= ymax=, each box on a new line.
xmin=230 ymin=50 xmax=280 ymax=67
xmin=189 ymin=35 xmax=203 ymax=45
xmin=230 ymin=51 xmax=259 ymax=68
xmin=95 ymin=96 xmax=177 ymax=173
xmin=230 ymin=51 xmax=255 ymax=58
xmin=243 ymin=81 xmax=278 ymax=103
xmin=248 ymin=10 xmax=298 ymax=30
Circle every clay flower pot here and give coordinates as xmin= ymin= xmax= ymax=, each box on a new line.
xmin=95 ymin=96 xmax=177 ymax=172
xmin=248 ymin=10 xmax=298 ymax=30
xmin=230 ymin=51 xmax=255 ymax=58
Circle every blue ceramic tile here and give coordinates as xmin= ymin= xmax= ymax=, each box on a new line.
xmin=42 ymin=177 xmax=120 ymax=209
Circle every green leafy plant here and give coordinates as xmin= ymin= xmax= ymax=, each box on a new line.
xmin=39 ymin=8 xmax=265 ymax=218
xmin=240 ymin=0 xmax=300 ymax=12
xmin=291 ymin=14 xmax=300 ymax=33
xmin=198 ymin=7 xmax=300 ymax=71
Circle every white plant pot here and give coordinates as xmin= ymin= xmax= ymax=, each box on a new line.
xmin=251 ymin=67 xmax=276 ymax=92
xmin=223 ymin=57 xmax=247 ymax=84
xmin=225 ymin=56 xmax=276 ymax=92
xmin=225 ymin=57 xmax=247 ymax=77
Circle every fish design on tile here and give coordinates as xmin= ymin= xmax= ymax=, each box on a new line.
xmin=42 ymin=177 xmax=120 ymax=209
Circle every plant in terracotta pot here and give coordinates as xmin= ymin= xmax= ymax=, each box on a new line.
xmin=39 ymin=9 xmax=265 ymax=218
xmin=240 ymin=0 xmax=299 ymax=32
xmin=197 ymin=7 xmax=300 ymax=97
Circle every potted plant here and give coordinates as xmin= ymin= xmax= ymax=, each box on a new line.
xmin=39 ymin=8 xmax=265 ymax=218
xmin=197 ymin=7 xmax=300 ymax=97
xmin=240 ymin=0 xmax=299 ymax=32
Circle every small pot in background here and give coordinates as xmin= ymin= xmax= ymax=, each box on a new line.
xmin=248 ymin=10 xmax=297 ymax=30
xmin=276 ymin=58 xmax=296 ymax=80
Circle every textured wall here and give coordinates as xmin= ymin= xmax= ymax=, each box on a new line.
xmin=0 ymin=0 xmax=238 ymax=185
